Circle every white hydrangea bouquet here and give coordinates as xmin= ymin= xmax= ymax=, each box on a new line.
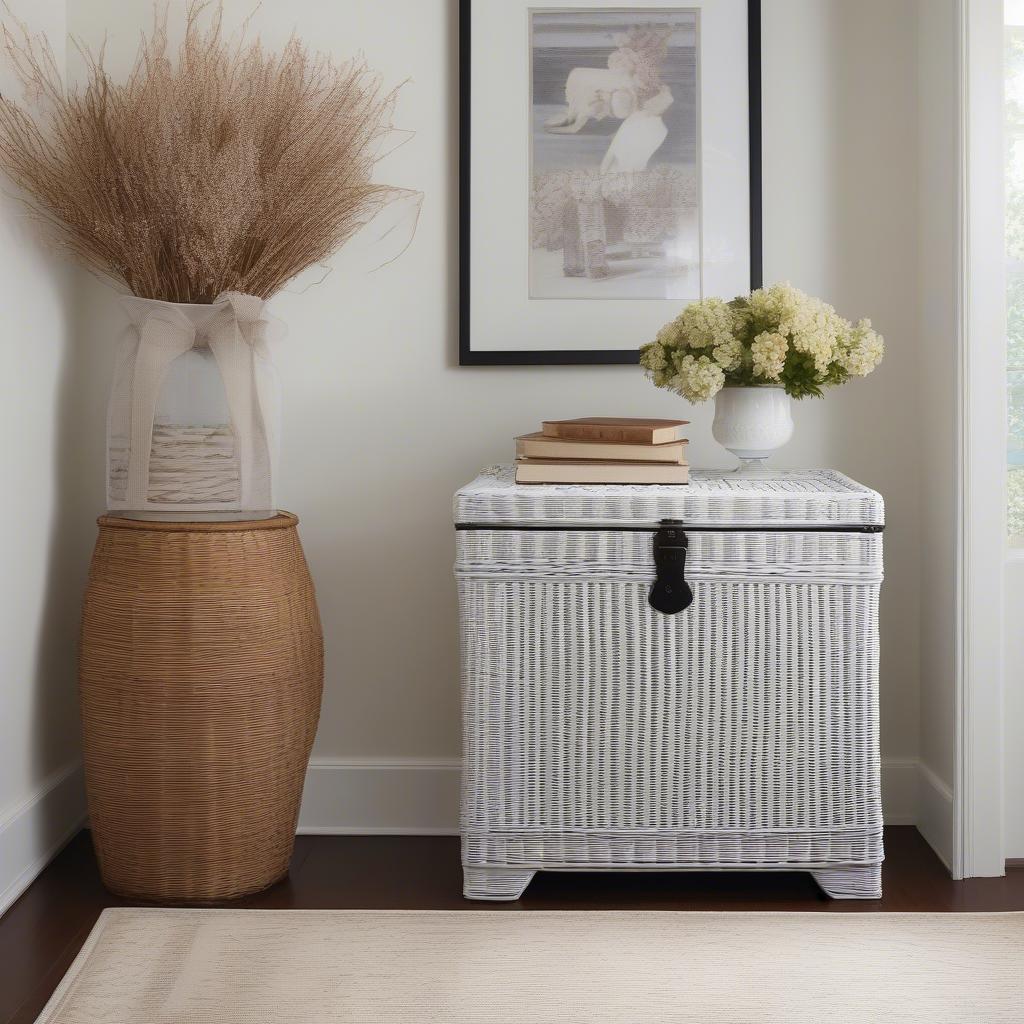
xmin=640 ymin=283 xmax=884 ymax=467
xmin=639 ymin=282 xmax=884 ymax=402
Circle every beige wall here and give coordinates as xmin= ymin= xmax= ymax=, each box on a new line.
xmin=916 ymin=0 xmax=958 ymax=862
xmin=761 ymin=0 xmax=924 ymax=766
xmin=63 ymin=0 xmax=926 ymax=771
xmin=0 ymin=0 xmax=88 ymax=909
xmin=0 ymin=1 xmax=74 ymax=814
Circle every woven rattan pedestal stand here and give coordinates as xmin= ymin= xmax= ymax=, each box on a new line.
xmin=79 ymin=513 xmax=323 ymax=901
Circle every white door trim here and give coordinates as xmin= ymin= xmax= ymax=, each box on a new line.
xmin=953 ymin=0 xmax=1007 ymax=878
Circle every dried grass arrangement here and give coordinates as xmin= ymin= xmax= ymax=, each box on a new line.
xmin=0 ymin=3 xmax=412 ymax=302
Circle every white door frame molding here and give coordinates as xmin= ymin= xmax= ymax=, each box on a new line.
xmin=953 ymin=0 xmax=1007 ymax=878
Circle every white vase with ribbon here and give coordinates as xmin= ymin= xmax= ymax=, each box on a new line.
xmin=711 ymin=385 xmax=794 ymax=471
xmin=107 ymin=292 xmax=282 ymax=520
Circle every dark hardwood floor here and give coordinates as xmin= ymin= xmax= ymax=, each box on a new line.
xmin=2 ymin=826 xmax=1023 ymax=1024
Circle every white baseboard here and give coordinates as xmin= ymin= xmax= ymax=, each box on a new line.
xmin=0 ymin=757 xmax=947 ymax=906
xmin=298 ymin=759 xmax=461 ymax=835
xmin=0 ymin=763 xmax=87 ymax=917
xmin=916 ymin=760 xmax=955 ymax=870
xmin=298 ymin=757 xmax=923 ymax=835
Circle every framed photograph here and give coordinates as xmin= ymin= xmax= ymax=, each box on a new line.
xmin=460 ymin=0 xmax=762 ymax=365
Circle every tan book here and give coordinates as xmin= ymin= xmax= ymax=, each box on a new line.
xmin=541 ymin=417 xmax=689 ymax=445
xmin=516 ymin=432 xmax=688 ymax=464
xmin=515 ymin=458 xmax=689 ymax=485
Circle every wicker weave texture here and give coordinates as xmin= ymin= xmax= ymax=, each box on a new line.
xmin=457 ymin=529 xmax=883 ymax=584
xmin=455 ymin=470 xmax=884 ymax=900
xmin=79 ymin=513 xmax=323 ymax=901
xmin=454 ymin=467 xmax=884 ymax=528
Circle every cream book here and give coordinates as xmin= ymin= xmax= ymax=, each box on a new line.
xmin=541 ymin=417 xmax=689 ymax=445
xmin=515 ymin=459 xmax=689 ymax=485
xmin=516 ymin=432 xmax=688 ymax=464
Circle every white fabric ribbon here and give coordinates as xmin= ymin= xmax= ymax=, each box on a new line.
xmin=111 ymin=291 xmax=281 ymax=511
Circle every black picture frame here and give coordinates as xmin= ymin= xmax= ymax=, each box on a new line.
xmin=459 ymin=0 xmax=763 ymax=366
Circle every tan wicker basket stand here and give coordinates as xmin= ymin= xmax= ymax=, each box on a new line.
xmin=79 ymin=513 xmax=323 ymax=901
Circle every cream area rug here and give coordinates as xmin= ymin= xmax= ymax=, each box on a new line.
xmin=36 ymin=909 xmax=1023 ymax=1023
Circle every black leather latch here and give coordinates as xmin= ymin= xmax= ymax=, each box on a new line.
xmin=648 ymin=521 xmax=694 ymax=615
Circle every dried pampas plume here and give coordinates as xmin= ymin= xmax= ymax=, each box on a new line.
xmin=0 ymin=2 xmax=415 ymax=302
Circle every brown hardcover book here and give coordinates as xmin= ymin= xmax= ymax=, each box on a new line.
xmin=515 ymin=458 xmax=689 ymax=485
xmin=541 ymin=417 xmax=689 ymax=445
xmin=516 ymin=432 xmax=688 ymax=464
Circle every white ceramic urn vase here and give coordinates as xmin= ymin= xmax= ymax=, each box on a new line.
xmin=711 ymin=386 xmax=794 ymax=469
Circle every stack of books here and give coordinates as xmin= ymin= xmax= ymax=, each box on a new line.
xmin=515 ymin=417 xmax=689 ymax=484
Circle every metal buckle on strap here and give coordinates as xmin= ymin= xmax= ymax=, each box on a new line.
xmin=649 ymin=521 xmax=694 ymax=615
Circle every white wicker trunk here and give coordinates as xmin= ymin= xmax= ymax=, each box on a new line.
xmin=454 ymin=467 xmax=884 ymax=901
